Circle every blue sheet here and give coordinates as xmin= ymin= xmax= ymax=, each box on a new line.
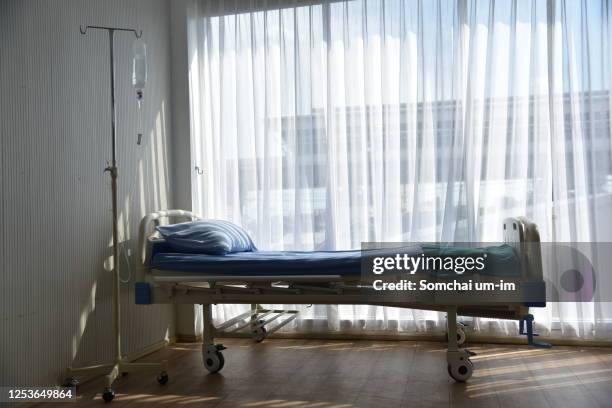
xmin=150 ymin=242 xmax=521 ymax=277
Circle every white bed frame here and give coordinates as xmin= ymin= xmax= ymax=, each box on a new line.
xmin=135 ymin=210 xmax=546 ymax=383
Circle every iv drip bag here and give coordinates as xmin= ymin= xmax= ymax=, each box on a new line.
xmin=132 ymin=39 xmax=147 ymax=93
xmin=133 ymin=38 xmax=147 ymax=145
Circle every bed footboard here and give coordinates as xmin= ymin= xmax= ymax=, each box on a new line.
xmin=503 ymin=217 xmax=546 ymax=310
xmin=503 ymin=217 xmax=544 ymax=282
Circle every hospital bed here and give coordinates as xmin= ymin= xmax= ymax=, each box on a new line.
xmin=135 ymin=210 xmax=547 ymax=382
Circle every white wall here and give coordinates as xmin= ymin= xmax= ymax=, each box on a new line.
xmin=0 ymin=0 xmax=175 ymax=386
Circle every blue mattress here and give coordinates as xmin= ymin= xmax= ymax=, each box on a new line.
xmin=150 ymin=242 xmax=521 ymax=277
xmin=152 ymin=249 xmax=370 ymax=276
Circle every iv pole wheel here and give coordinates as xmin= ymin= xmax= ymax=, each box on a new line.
xmin=63 ymin=377 xmax=79 ymax=389
xmin=102 ymin=388 xmax=115 ymax=403
xmin=157 ymin=371 xmax=169 ymax=385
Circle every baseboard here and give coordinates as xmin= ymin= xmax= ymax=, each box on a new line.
xmin=215 ymin=331 xmax=612 ymax=347
xmin=176 ymin=333 xmax=202 ymax=343
xmin=125 ymin=336 xmax=177 ymax=362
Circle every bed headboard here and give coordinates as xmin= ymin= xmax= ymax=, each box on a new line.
xmin=137 ymin=210 xmax=200 ymax=281
xmin=503 ymin=217 xmax=543 ymax=281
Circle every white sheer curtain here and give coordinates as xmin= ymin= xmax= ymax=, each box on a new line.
xmin=187 ymin=0 xmax=612 ymax=338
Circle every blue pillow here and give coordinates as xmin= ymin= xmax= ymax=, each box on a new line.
xmin=156 ymin=220 xmax=257 ymax=255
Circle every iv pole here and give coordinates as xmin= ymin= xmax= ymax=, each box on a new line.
xmin=64 ymin=25 xmax=167 ymax=403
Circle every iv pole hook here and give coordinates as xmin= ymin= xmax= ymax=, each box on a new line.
xmin=79 ymin=24 xmax=142 ymax=38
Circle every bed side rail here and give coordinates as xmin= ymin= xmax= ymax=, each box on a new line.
xmin=137 ymin=209 xmax=200 ymax=281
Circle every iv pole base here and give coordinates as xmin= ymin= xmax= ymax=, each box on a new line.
xmin=64 ymin=359 xmax=168 ymax=402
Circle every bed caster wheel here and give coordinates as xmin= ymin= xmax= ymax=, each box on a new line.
xmin=447 ymin=324 xmax=467 ymax=346
xmin=456 ymin=325 xmax=466 ymax=346
xmin=251 ymin=320 xmax=267 ymax=343
xmin=102 ymin=388 xmax=115 ymax=403
xmin=63 ymin=377 xmax=79 ymax=389
xmin=204 ymin=351 xmax=225 ymax=373
xmin=447 ymin=360 xmax=473 ymax=382
xmin=157 ymin=371 xmax=169 ymax=385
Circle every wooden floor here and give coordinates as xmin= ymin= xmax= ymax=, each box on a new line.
xmin=35 ymin=338 xmax=612 ymax=407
